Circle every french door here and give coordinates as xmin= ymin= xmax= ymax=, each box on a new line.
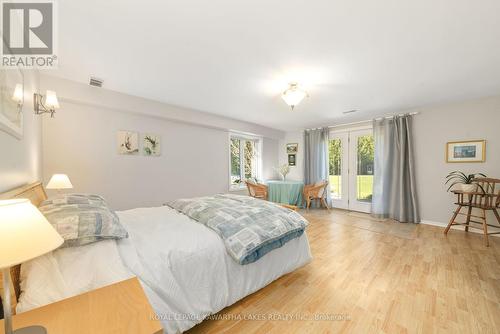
xmin=329 ymin=128 xmax=374 ymax=213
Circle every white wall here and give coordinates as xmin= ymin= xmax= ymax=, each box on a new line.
xmin=278 ymin=131 xmax=304 ymax=181
xmin=278 ymin=96 xmax=500 ymax=226
xmin=262 ymin=137 xmax=280 ymax=180
xmin=0 ymin=70 xmax=41 ymax=192
xmin=41 ymin=75 xmax=283 ymax=210
xmin=413 ymin=96 xmax=500 ymax=224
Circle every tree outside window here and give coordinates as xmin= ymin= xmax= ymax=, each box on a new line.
xmin=230 ymin=137 xmax=259 ymax=187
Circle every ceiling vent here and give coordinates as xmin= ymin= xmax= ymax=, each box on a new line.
xmin=342 ymin=109 xmax=357 ymax=114
xmin=89 ymin=77 xmax=103 ymax=88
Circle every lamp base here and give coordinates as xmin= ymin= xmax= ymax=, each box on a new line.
xmin=13 ymin=326 xmax=47 ymax=334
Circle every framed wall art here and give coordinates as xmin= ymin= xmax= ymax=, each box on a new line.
xmin=143 ymin=133 xmax=161 ymax=156
xmin=286 ymin=143 xmax=298 ymax=154
xmin=117 ymin=131 xmax=139 ymax=155
xmin=446 ymin=140 xmax=485 ymax=163
xmin=0 ymin=66 xmax=24 ymax=139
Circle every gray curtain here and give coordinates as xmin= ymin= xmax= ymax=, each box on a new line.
xmin=304 ymin=127 xmax=331 ymax=205
xmin=372 ymin=115 xmax=420 ymax=223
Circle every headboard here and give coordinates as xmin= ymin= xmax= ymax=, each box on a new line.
xmin=0 ymin=182 xmax=48 ymax=315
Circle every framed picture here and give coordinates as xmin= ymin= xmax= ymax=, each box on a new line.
xmin=0 ymin=65 xmax=24 ymax=139
xmin=117 ymin=131 xmax=139 ymax=155
xmin=286 ymin=143 xmax=298 ymax=154
xmin=446 ymin=140 xmax=486 ymax=163
xmin=143 ymin=133 xmax=161 ymax=156
xmin=288 ymin=154 xmax=296 ymax=166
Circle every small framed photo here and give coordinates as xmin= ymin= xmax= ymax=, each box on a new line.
xmin=288 ymin=154 xmax=296 ymax=166
xmin=286 ymin=143 xmax=298 ymax=154
xmin=446 ymin=140 xmax=485 ymax=163
xmin=117 ymin=131 xmax=139 ymax=155
xmin=143 ymin=133 xmax=161 ymax=156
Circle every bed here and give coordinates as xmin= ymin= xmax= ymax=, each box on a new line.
xmin=0 ymin=182 xmax=312 ymax=333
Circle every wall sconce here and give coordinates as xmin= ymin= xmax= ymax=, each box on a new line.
xmin=34 ymin=90 xmax=60 ymax=117
xmin=11 ymin=83 xmax=24 ymax=112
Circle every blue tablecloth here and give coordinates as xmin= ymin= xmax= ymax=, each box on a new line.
xmin=267 ymin=180 xmax=304 ymax=207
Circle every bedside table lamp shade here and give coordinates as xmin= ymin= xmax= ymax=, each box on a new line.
xmin=46 ymin=174 xmax=73 ymax=190
xmin=0 ymin=199 xmax=63 ymax=334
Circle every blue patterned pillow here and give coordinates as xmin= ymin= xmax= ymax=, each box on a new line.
xmin=39 ymin=194 xmax=128 ymax=248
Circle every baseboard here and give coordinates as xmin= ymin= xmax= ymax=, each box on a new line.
xmin=420 ymin=220 xmax=500 ymax=237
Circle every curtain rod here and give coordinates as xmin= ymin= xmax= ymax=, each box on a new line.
xmin=305 ymin=111 xmax=420 ymax=131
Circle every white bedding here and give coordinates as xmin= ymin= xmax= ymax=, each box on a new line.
xmin=17 ymin=205 xmax=312 ymax=333
xmin=117 ymin=206 xmax=312 ymax=333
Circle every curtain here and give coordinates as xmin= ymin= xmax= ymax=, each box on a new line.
xmin=372 ymin=115 xmax=420 ymax=223
xmin=304 ymin=127 xmax=331 ymax=205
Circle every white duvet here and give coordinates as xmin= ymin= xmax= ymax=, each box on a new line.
xmin=17 ymin=206 xmax=312 ymax=333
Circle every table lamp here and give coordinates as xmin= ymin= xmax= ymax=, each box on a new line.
xmin=0 ymin=199 xmax=63 ymax=334
xmin=46 ymin=174 xmax=73 ymax=193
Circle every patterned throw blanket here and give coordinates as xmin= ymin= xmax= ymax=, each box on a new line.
xmin=168 ymin=194 xmax=308 ymax=264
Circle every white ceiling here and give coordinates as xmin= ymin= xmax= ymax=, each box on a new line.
xmin=51 ymin=0 xmax=500 ymax=131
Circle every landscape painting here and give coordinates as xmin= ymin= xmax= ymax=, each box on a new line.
xmin=447 ymin=140 xmax=485 ymax=163
xmin=286 ymin=143 xmax=298 ymax=154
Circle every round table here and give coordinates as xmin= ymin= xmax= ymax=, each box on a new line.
xmin=266 ymin=180 xmax=304 ymax=207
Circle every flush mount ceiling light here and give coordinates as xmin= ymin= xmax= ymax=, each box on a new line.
xmin=281 ymin=83 xmax=308 ymax=110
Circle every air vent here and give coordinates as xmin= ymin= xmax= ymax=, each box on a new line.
xmin=89 ymin=76 xmax=103 ymax=87
xmin=343 ymin=109 xmax=357 ymax=114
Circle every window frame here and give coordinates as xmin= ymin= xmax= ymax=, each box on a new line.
xmin=228 ymin=132 xmax=263 ymax=191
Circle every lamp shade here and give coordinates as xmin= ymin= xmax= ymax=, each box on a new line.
xmin=12 ymin=83 xmax=23 ymax=104
xmin=46 ymin=174 xmax=73 ymax=190
xmin=0 ymin=199 xmax=63 ymax=269
xmin=44 ymin=90 xmax=60 ymax=109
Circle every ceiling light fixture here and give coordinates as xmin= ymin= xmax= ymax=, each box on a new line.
xmin=281 ymin=83 xmax=308 ymax=110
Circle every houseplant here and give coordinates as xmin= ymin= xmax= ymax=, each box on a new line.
xmin=445 ymin=171 xmax=486 ymax=192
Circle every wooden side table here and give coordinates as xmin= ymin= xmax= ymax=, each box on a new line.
xmin=444 ymin=178 xmax=500 ymax=246
xmin=0 ymin=278 xmax=163 ymax=334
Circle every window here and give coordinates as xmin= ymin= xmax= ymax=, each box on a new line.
xmin=229 ymin=134 xmax=261 ymax=189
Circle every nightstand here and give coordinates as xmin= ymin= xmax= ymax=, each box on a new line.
xmin=0 ymin=278 xmax=163 ymax=334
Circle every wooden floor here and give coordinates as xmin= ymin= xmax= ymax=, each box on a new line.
xmin=187 ymin=209 xmax=500 ymax=334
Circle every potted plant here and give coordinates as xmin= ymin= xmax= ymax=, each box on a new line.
xmin=445 ymin=171 xmax=486 ymax=193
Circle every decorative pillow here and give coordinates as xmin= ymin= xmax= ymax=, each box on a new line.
xmin=39 ymin=194 xmax=128 ymax=248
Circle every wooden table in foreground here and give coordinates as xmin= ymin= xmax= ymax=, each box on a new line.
xmin=0 ymin=278 xmax=163 ymax=334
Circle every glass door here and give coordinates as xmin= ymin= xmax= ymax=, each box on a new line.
xmin=348 ymin=129 xmax=374 ymax=213
xmin=328 ymin=132 xmax=349 ymax=209
xmin=329 ymin=128 xmax=374 ymax=213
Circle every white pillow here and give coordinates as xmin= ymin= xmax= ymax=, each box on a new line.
xmin=16 ymin=240 xmax=133 ymax=313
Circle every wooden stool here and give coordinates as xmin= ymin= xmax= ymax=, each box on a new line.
xmin=444 ymin=178 xmax=500 ymax=246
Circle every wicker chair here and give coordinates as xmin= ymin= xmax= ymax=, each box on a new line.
xmin=444 ymin=178 xmax=500 ymax=246
xmin=245 ymin=180 xmax=268 ymax=200
xmin=303 ymin=180 xmax=330 ymax=210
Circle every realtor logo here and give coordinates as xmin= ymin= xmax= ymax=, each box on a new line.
xmin=1 ymin=0 xmax=57 ymax=68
